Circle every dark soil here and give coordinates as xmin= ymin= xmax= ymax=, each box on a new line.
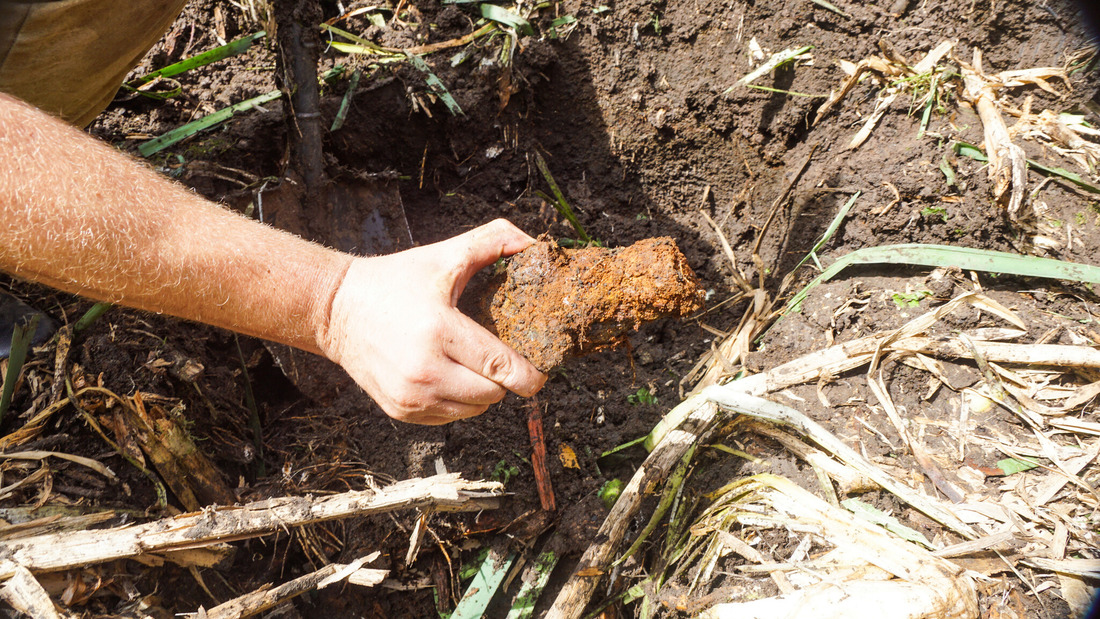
xmin=1 ymin=0 xmax=1097 ymax=616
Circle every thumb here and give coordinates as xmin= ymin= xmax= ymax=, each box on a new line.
xmin=446 ymin=219 xmax=535 ymax=300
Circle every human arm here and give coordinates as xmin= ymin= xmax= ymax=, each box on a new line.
xmin=0 ymin=92 xmax=544 ymax=424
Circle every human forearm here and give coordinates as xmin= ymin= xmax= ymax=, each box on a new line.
xmin=0 ymin=92 xmax=349 ymax=353
xmin=0 ymin=92 xmax=546 ymax=424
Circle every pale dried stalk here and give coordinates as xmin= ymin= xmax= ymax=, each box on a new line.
xmin=960 ymin=49 xmax=1029 ymax=219
xmin=185 ymin=555 xmax=387 ymax=619
xmin=849 ymin=40 xmax=955 ymax=149
xmin=0 ymin=474 xmax=501 ymax=576
xmin=545 ymin=395 xmax=719 ymax=619
xmin=0 ymin=563 xmax=60 ymax=619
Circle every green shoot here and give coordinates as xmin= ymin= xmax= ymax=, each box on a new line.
xmin=627 ymin=386 xmax=659 ymax=406
xmin=921 ymin=205 xmax=949 ymax=222
xmin=939 ymin=151 xmax=957 ymax=188
xmin=73 ymin=302 xmax=112 ymax=333
xmin=917 ymin=72 xmax=939 ymax=138
xmin=0 ymin=315 xmax=40 ymax=425
xmin=491 ymin=459 xmax=520 ymax=485
xmin=549 ymin=15 xmax=577 ymax=39
xmin=139 ymin=90 xmax=282 ymax=157
xmin=891 ymin=290 xmax=932 ymax=308
xmin=533 ymin=151 xmax=595 ymax=244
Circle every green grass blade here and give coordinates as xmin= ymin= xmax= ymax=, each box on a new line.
xmin=785 ymin=243 xmax=1100 ymax=315
xmin=534 ymin=152 xmax=591 ymax=243
xmin=952 ymin=141 xmax=1100 ymax=194
xmin=330 ymin=69 xmax=362 ymax=132
xmin=235 ymin=335 xmax=265 ymax=478
xmin=73 ymin=302 xmax=112 ymax=333
xmin=405 ymin=53 xmax=464 ymax=116
xmin=917 ymin=73 xmax=939 ymax=139
xmin=789 ymin=191 xmax=860 ymax=276
xmin=138 ymin=90 xmax=282 ymax=157
xmin=128 ymin=31 xmax=267 ymax=87
xmin=0 ymin=315 xmax=41 ymax=425
xmin=321 ymin=23 xmax=393 ymax=54
xmin=480 ymin=3 xmax=535 ymax=36
xmin=810 ymin=0 xmax=851 ymax=18
xmin=504 ymin=550 xmax=558 ymax=619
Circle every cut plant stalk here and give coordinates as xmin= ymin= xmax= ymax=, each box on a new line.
xmin=0 ymin=315 xmax=40 ymax=425
xmin=138 ymin=90 xmax=282 ymax=157
xmin=723 ymin=45 xmax=814 ymax=95
xmin=527 ymin=398 xmax=556 ymax=511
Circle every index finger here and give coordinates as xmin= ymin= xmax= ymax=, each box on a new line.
xmin=441 ymin=311 xmax=546 ymax=397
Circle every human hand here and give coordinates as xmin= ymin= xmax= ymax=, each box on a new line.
xmin=318 ymin=219 xmax=547 ymax=424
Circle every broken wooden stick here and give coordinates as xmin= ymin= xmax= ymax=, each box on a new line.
xmin=0 ymin=474 xmax=502 ymax=576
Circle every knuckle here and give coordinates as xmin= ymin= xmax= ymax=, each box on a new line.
xmin=482 ymin=350 xmax=516 ymax=382
xmin=405 ymin=360 xmax=437 ymax=386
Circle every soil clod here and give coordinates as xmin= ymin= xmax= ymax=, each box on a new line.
xmin=485 ymin=237 xmax=705 ymax=371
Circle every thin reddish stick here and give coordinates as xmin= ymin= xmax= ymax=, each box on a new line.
xmin=527 ymin=397 xmax=556 ymax=512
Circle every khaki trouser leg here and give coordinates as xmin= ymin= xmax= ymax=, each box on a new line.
xmin=0 ymin=0 xmax=187 ymax=127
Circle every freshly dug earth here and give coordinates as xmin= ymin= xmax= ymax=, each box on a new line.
xmin=486 ymin=237 xmax=705 ymax=371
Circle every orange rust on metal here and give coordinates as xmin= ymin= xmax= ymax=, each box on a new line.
xmin=527 ymin=398 xmax=556 ymax=512
xmin=486 ymin=237 xmax=705 ymax=372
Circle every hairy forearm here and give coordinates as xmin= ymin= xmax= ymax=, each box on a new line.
xmin=0 ymin=92 xmax=351 ymax=353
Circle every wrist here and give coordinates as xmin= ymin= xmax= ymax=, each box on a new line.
xmin=307 ymin=251 xmax=356 ymax=357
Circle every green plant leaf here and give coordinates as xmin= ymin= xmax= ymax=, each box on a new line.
xmin=480 ymin=4 xmax=534 ymax=36
xmin=995 ymin=457 xmax=1039 ymax=475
